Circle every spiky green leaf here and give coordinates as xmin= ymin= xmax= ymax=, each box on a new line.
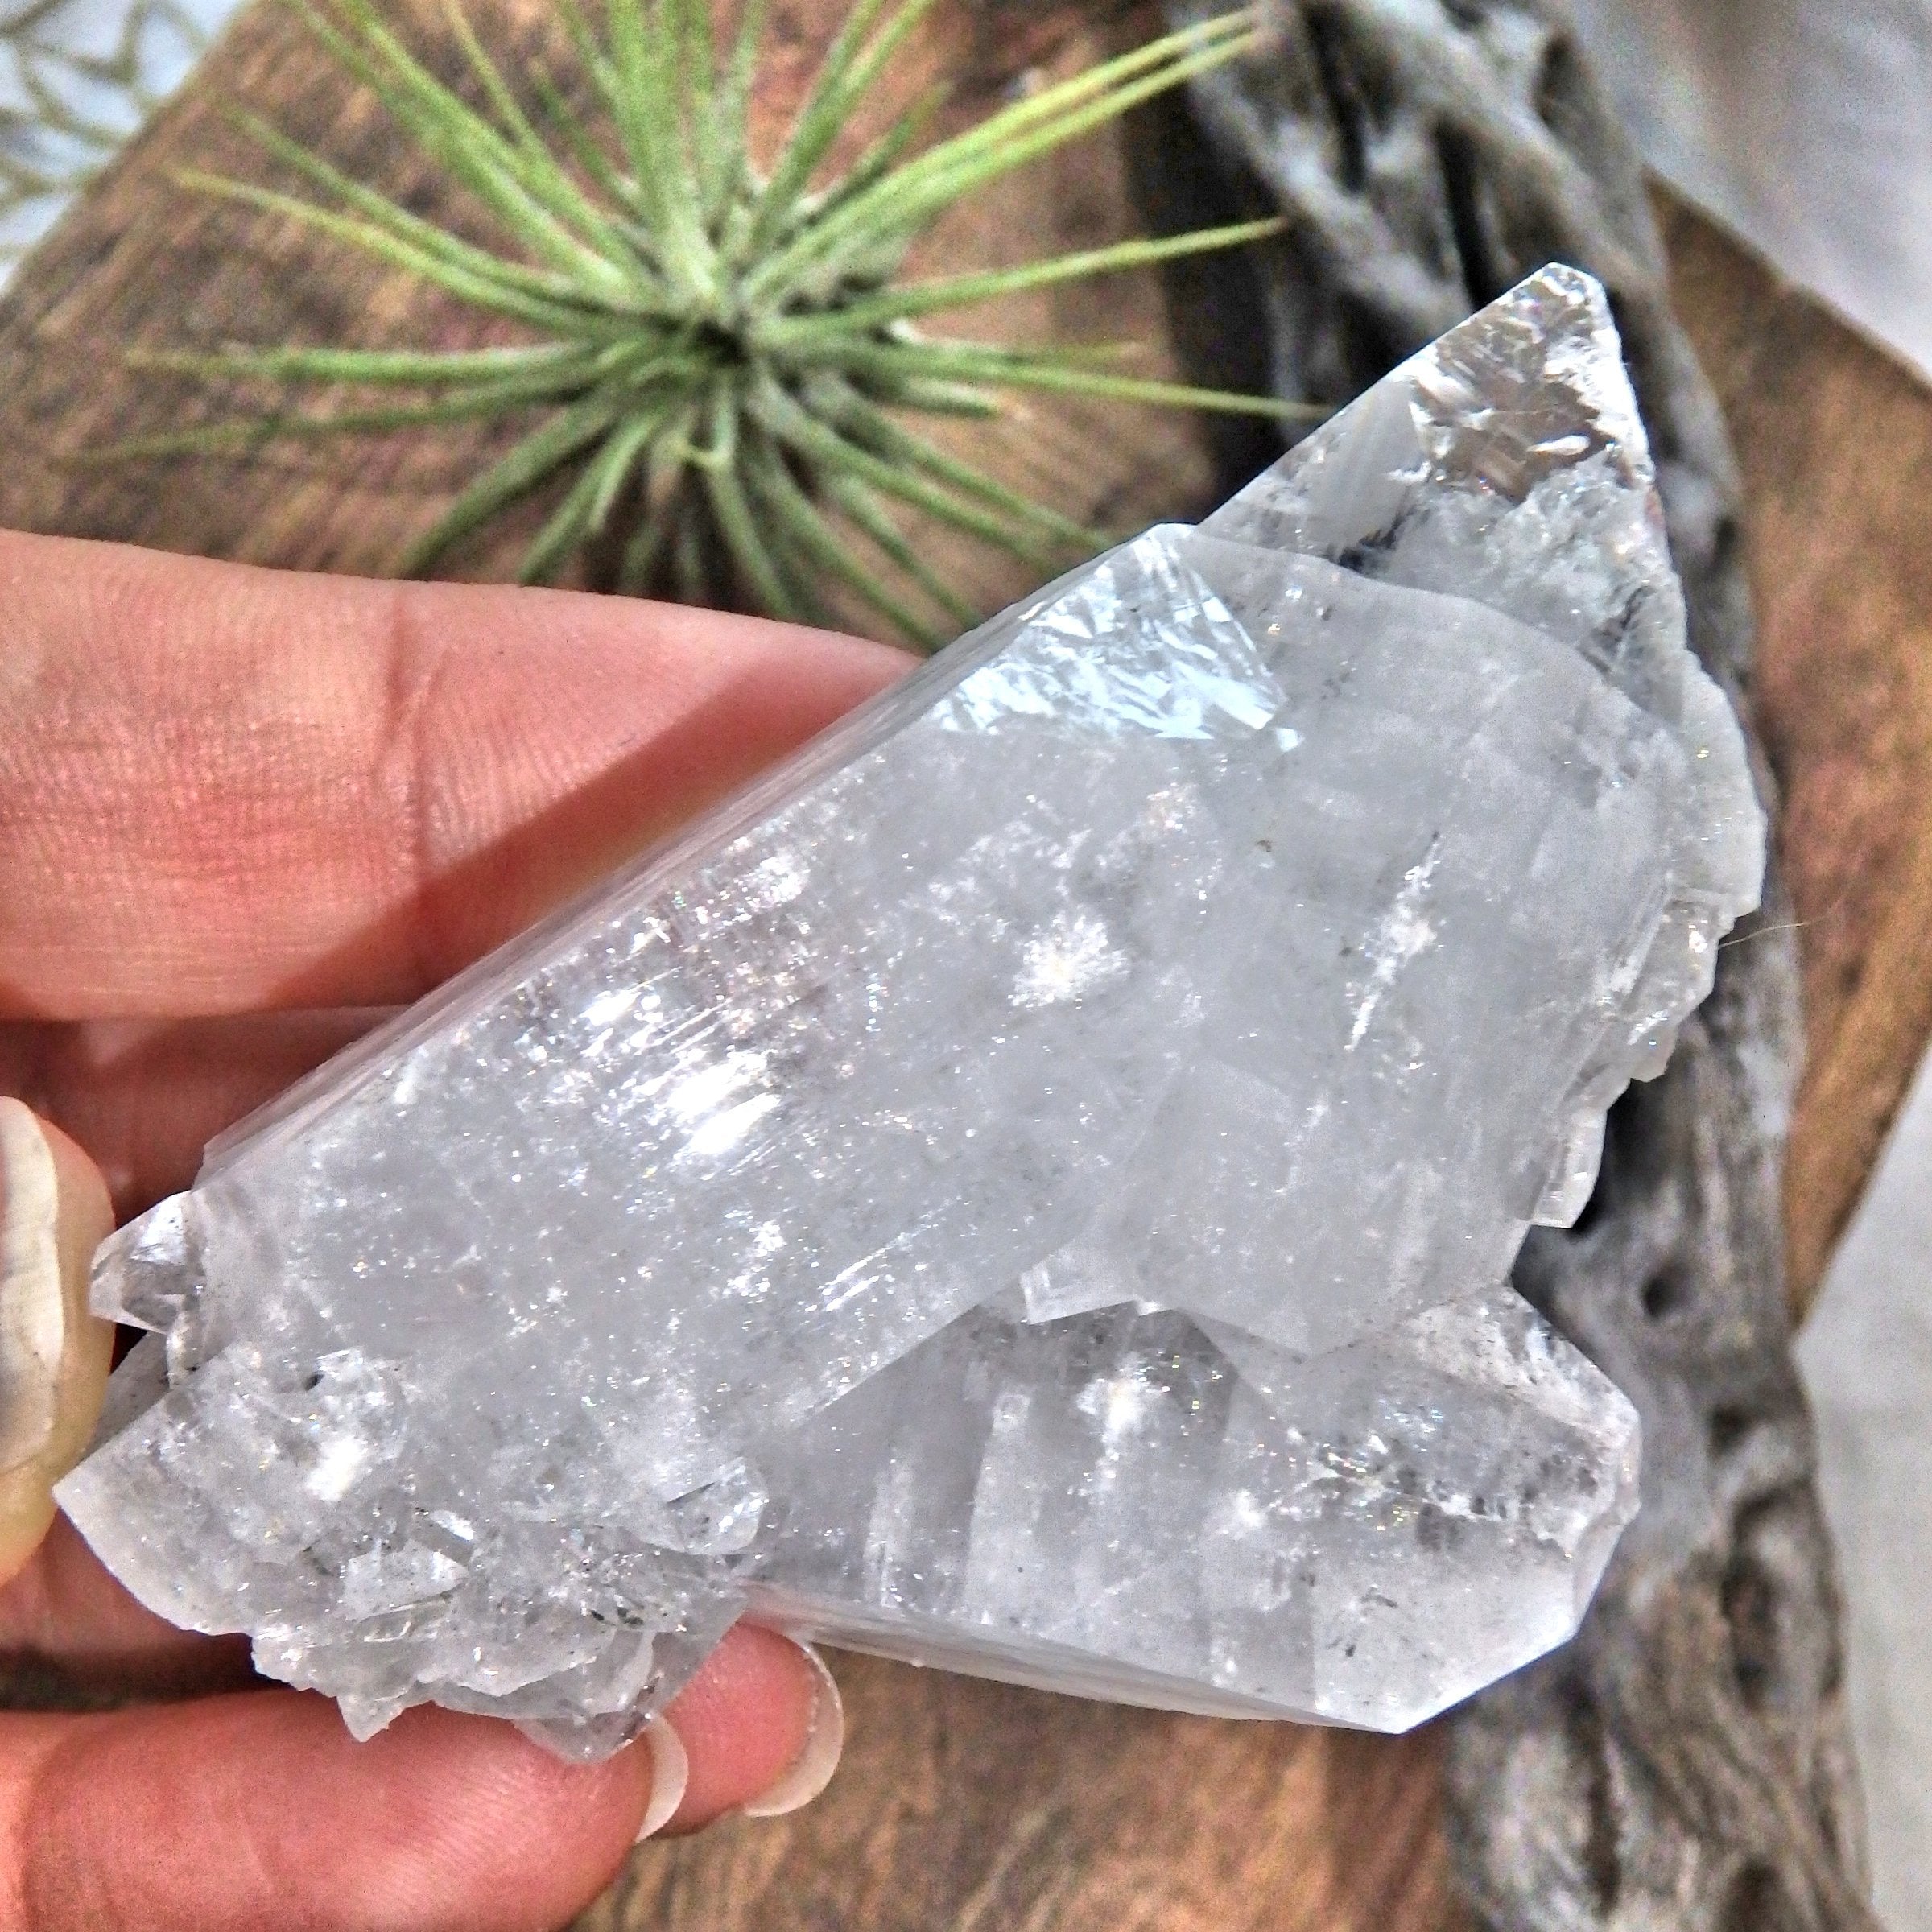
xmin=138 ymin=0 xmax=1314 ymax=647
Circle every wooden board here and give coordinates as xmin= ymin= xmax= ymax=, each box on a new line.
xmin=1660 ymin=197 xmax=1932 ymax=1313
xmin=583 ymin=1661 xmax=1447 ymax=1932
xmin=2 ymin=2 xmax=1928 ymax=1926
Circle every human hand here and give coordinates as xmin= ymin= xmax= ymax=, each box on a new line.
xmin=0 ymin=530 xmax=906 ymax=1930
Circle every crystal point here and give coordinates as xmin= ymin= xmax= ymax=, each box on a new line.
xmin=57 ymin=268 xmax=1760 ymax=1752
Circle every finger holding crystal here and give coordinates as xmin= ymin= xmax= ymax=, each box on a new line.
xmin=0 ymin=1100 xmax=115 ymax=1583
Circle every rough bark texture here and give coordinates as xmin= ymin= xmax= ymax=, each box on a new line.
xmin=1160 ymin=2 xmax=1876 ymax=1926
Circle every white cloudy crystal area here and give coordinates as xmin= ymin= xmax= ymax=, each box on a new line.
xmin=57 ymin=266 xmax=1761 ymax=1756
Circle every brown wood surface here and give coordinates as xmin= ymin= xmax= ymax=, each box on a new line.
xmin=0 ymin=2 xmax=1926 ymax=1927
xmin=584 ymin=1660 xmax=1447 ymax=1932
xmin=1660 ymin=198 xmax=1932 ymax=1313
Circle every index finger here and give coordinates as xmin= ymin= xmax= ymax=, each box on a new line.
xmin=0 ymin=531 xmax=908 ymax=1021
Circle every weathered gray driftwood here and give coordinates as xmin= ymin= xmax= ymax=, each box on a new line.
xmin=1160 ymin=3 xmax=1877 ymax=1926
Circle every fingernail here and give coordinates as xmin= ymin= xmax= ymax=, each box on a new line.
xmin=741 ymin=1643 xmax=844 ymax=1819
xmin=634 ymin=1714 xmax=690 ymax=1841
xmin=0 ymin=1102 xmax=115 ymax=1583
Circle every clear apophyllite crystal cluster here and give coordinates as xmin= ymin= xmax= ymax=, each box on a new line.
xmin=59 ymin=266 xmax=1764 ymax=1757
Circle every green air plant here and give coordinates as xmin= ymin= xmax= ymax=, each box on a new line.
xmin=127 ymin=0 xmax=1310 ymax=649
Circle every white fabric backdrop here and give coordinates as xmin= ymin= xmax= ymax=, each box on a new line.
xmin=1800 ymin=1067 xmax=1932 ymax=1931
xmin=2 ymin=0 xmax=233 ymax=275
xmin=1567 ymin=0 xmax=1932 ymax=379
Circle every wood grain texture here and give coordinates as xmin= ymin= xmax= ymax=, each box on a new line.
xmin=584 ymin=1655 xmax=1451 ymax=1932
xmin=1662 ymin=196 xmax=1932 ymax=1315
xmin=2 ymin=1 xmax=1922 ymax=1926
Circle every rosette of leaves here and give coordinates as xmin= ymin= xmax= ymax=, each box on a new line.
xmin=126 ymin=0 xmax=1306 ymax=647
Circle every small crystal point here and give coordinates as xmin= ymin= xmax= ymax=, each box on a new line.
xmin=58 ymin=267 xmax=1760 ymax=1752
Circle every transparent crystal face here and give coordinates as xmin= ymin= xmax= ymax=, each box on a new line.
xmin=57 ymin=267 xmax=1762 ymax=1756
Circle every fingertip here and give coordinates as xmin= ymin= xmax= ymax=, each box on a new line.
xmin=654 ymin=1624 xmax=844 ymax=1834
xmin=15 ymin=1691 xmax=653 ymax=1932
xmin=322 ymin=1701 xmax=657 ymax=1919
xmin=0 ymin=1101 xmax=115 ymax=1587
xmin=0 ymin=1512 xmax=258 ymax=1700
xmin=632 ymin=1715 xmax=689 ymax=1842
xmin=738 ymin=1644 xmax=844 ymax=1819
xmin=3 ymin=541 xmax=919 ymax=1021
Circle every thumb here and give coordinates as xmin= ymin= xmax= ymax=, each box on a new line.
xmin=0 ymin=1101 xmax=115 ymax=1585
